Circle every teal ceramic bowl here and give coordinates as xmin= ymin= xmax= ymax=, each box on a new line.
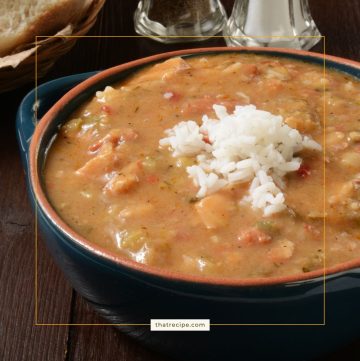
xmin=17 ymin=47 xmax=360 ymax=361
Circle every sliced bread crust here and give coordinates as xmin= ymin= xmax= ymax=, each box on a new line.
xmin=0 ymin=0 xmax=91 ymax=57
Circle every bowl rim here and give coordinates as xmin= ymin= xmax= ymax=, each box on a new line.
xmin=29 ymin=46 xmax=360 ymax=288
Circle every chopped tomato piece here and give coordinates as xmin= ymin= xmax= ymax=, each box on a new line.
xmin=297 ymin=163 xmax=311 ymax=178
xmin=101 ymin=105 xmax=112 ymax=114
xmin=334 ymin=124 xmax=345 ymax=131
xmin=88 ymin=140 xmax=103 ymax=152
xmin=242 ymin=63 xmax=259 ymax=77
xmin=163 ymin=91 xmax=181 ymax=101
xmin=203 ymin=135 xmax=211 ymax=144
xmin=146 ymin=174 xmax=159 ymax=184
xmin=238 ymin=228 xmax=272 ymax=246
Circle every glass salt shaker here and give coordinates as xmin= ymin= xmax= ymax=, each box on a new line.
xmin=134 ymin=0 xmax=227 ymax=43
xmin=223 ymin=0 xmax=322 ymax=50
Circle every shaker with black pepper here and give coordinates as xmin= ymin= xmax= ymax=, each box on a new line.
xmin=134 ymin=0 xmax=227 ymax=43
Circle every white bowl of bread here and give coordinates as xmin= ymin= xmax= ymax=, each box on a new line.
xmin=0 ymin=0 xmax=105 ymax=93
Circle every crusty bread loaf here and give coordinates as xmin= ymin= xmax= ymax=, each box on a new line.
xmin=0 ymin=0 xmax=92 ymax=57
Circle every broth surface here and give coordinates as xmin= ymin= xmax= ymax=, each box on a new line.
xmin=44 ymin=54 xmax=360 ymax=278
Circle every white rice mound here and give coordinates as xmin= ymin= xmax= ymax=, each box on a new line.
xmin=159 ymin=104 xmax=321 ymax=216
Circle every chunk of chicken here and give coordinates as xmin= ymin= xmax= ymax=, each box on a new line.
xmin=95 ymin=86 xmax=118 ymax=103
xmin=119 ymin=203 xmax=154 ymax=220
xmin=195 ymin=193 xmax=235 ymax=230
xmin=340 ymin=151 xmax=360 ymax=170
xmin=301 ymin=71 xmax=330 ymax=89
xmin=271 ymin=97 xmax=319 ymax=133
xmin=222 ymin=62 xmax=259 ymax=81
xmin=267 ymin=239 xmax=295 ymax=263
xmin=264 ymin=65 xmax=290 ymax=81
xmin=103 ymin=161 xmax=143 ymax=195
xmin=135 ymin=57 xmax=191 ymax=84
xmin=284 ymin=112 xmax=318 ymax=133
xmin=327 ymin=176 xmax=360 ymax=221
xmin=76 ymin=128 xmax=138 ymax=180
xmin=76 ymin=142 xmax=122 ymax=180
xmin=103 ymin=173 xmax=138 ymax=195
xmin=88 ymin=128 xmax=138 ymax=152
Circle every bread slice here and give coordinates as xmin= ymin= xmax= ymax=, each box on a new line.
xmin=0 ymin=0 xmax=92 ymax=57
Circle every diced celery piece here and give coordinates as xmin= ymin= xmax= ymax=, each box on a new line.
xmin=62 ymin=118 xmax=83 ymax=134
xmin=255 ymin=220 xmax=279 ymax=235
xmin=176 ymin=157 xmax=194 ymax=168
xmin=122 ymin=229 xmax=149 ymax=252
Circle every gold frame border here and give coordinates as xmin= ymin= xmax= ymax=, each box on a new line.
xmin=34 ymin=35 xmax=326 ymax=327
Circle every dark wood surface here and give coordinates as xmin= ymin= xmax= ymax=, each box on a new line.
xmin=1 ymin=0 xmax=360 ymax=360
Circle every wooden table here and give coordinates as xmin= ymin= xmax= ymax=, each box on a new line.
xmin=1 ymin=0 xmax=359 ymax=360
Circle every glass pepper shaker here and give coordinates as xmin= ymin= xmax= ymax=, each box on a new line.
xmin=134 ymin=0 xmax=227 ymax=43
xmin=223 ymin=0 xmax=322 ymax=50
